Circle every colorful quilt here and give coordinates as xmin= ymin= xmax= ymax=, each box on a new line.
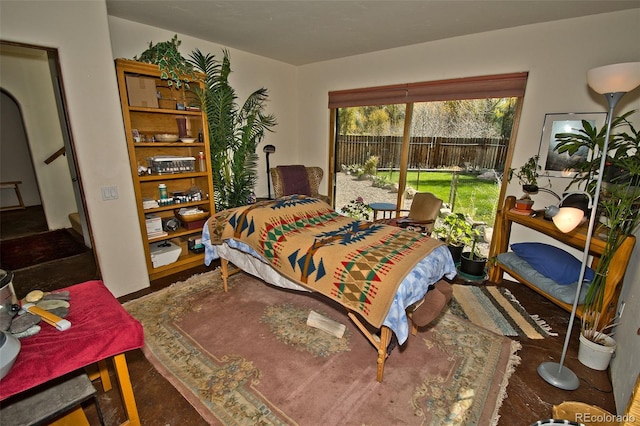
xmin=207 ymin=195 xmax=445 ymax=328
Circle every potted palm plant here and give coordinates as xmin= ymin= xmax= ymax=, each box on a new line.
xmin=188 ymin=49 xmax=277 ymax=211
xmin=555 ymin=110 xmax=640 ymax=369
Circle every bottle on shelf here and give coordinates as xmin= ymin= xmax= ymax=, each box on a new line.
xmin=198 ymin=152 xmax=206 ymax=172
xmin=158 ymin=183 xmax=168 ymax=200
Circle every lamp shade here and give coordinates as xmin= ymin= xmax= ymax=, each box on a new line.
xmin=587 ymin=62 xmax=640 ymax=94
xmin=552 ymin=207 xmax=585 ymax=233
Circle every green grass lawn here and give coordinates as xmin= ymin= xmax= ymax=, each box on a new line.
xmin=381 ymin=170 xmax=500 ymax=224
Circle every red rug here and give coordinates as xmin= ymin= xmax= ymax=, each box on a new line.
xmin=0 ymin=229 xmax=89 ymax=270
xmin=125 ymin=269 xmax=521 ymax=425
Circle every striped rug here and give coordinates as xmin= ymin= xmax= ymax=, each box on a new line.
xmin=448 ymin=285 xmax=556 ymax=339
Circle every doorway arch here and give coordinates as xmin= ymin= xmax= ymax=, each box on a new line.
xmin=0 ymin=41 xmax=94 ymax=250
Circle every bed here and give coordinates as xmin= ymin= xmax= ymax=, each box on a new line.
xmin=203 ymin=195 xmax=456 ymax=381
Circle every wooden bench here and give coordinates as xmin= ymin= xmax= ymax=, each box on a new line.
xmin=490 ymin=195 xmax=635 ymax=326
xmin=0 ymin=371 xmax=103 ymax=425
xmin=0 ymin=181 xmax=26 ymax=211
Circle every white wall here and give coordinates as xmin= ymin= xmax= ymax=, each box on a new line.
xmin=107 ymin=17 xmax=299 ymax=200
xmin=296 ymin=9 xmax=640 ymax=412
xmin=0 ymin=91 xmax=40 ymax=208
xmin=0 ymin=0 xmax=149 ymax=297
xmin=0 ymin=47 xmax=76 ymax=227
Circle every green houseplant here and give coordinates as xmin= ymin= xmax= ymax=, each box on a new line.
xmin=508 ymin=154 xmax=541 ymax=193
xmin=340 ymin=197 xmax=373 ymax=221
xmin=507 ymin=155 xmax=549 ymax=211
xmin=134 ymin=35 xmax=194 ymax=89
xmin=188 ymin=49 xmax=277 ymax=211
xmin=554 ymin=110 xmax=640 ymax=351
xmin=459 ymin=227 xmax=487 ymax=277
xmin=434 ymin=212 xmax=474 ymax=263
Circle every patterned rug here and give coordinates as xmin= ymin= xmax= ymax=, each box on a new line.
xmin=124 ymin=269 xmax=521 ymax=425
xmin=448 ymin=285 xmax=556 ymax=339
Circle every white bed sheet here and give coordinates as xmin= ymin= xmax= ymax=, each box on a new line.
xmin=202 ymin=225 xmax=456 ymax=344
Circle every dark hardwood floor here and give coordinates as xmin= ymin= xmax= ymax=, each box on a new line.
xmin=1 ymin=206 xmax=616 ymax=425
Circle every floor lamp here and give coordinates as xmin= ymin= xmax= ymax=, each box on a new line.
xmin=537 ymin=62 xmax=640 ymax=390
xmin=263 ymin=144 xmax=276 ymax=199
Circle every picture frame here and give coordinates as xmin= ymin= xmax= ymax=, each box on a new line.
xmin=537 ymin=112 xmax=607 ymax=177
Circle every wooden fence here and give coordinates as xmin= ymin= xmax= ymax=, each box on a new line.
xmin=336 ymin=135 xmax=508 ymax=170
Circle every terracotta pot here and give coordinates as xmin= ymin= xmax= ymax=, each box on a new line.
xmin=515 ymin=198 xmax=534 ymax=211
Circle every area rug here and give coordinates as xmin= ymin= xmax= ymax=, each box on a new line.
xmin=448 ymin=284 xmax=556 ymax=339
xmin=125 ymin=269 xmax=521 ymax=425
xmin=0 ymin=229 xmax=89 ymax=270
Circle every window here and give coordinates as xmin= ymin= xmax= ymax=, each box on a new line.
xmin=328 ymin=73 xmax=528 ymax=245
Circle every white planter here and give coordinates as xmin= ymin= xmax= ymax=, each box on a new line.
xmin=578 ymin=333 xmax=616 ymax=371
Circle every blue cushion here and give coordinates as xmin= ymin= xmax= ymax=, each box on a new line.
xmin=510 ymin=242 xmax=594 ymax=285
xmin=497 ymin=252 xmax=591 ymax=304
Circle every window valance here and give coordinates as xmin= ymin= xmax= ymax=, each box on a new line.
xmin=328 ymin=72 xmax=528 ymax=108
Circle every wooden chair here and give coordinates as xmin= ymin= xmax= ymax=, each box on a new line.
xmin=270 ymin=166 xmax=330 ymax=203
xmin=553 ymin=373 xmax=640 ymax=425
xmin=389 ymin=192 xmax=443 ymax=235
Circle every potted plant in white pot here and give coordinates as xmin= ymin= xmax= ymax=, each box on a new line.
xmin=555 ymin=110 xmax=640 ymax=370
xmin=434 ymin=212 xmax=474 ymax=264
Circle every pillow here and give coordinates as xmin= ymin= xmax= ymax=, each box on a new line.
xmin=510 ymin=242 xmax=595 ymax=285
xmin=497 ymin=252 xmax=591 ymax=304
xmin=277 ymin=165 xmax=312 ymax=196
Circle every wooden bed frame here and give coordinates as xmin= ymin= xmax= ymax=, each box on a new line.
xmin=207 ymin=196 xmax=455 ymax=382
xmin=219 ymin=257 xmax=394 ymax=382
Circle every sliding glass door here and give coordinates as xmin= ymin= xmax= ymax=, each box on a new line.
xmin=328 ymin=73 xmax=527 ymax=251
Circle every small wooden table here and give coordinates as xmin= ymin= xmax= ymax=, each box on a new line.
xmin=0 ymin=280 xmax=144 ymax=425
xmin=369 ymin=202 xmax=397 ymax=221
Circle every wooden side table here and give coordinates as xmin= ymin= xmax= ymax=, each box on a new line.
xmin=0 ymin=280 xmax=144 ymax=426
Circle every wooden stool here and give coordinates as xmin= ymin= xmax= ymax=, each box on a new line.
xmin=0 ymin=370 xmax=104 ymax=425
xmin=0 ymin=181 xmax=26 ymax=211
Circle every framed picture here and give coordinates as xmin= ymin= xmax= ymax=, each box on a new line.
xmin=537 ymin=112 xmax=607 ymax=177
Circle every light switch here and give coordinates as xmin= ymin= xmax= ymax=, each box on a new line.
xmin=101 ymin=185 xmax=119 ymax=201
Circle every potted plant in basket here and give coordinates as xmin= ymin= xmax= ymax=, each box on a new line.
xmin=459 ymin=228 xmax=487 ymax=277
xmin=554 ymin=110 xmax=640 ymax=369
xmin=434 ymin=212 xmax=474 ymax=264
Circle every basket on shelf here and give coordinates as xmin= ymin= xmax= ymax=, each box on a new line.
xmin=174 ymin=210 xmax=210 ymax=223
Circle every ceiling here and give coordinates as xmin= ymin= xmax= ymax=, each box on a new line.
xmin=106 ymin=1 xmax=640 ymax=66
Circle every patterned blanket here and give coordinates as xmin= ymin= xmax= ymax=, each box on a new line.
xmin=208 ymin=195 xmax=445 ymax=328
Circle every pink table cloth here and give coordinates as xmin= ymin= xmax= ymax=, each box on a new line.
xmin=0 ymin=280 xmax=144 ymax=400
